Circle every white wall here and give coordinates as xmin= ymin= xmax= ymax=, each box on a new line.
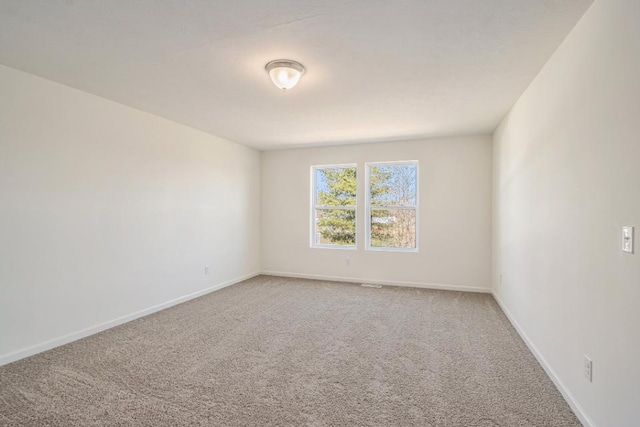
xmin=0 ymin=65 xmax=261 ymax=364
xmin=492 ymin=0 xmax=640 ymax=426
xmin=262 ymin=136 xmax=492 ymax=291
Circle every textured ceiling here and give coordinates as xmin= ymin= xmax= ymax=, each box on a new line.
xmin=0 ymin=0 xmax=592 ymax=150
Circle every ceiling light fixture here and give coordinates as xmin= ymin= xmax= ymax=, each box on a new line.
xmin=265 ymin=59 xmax=305 ymax=92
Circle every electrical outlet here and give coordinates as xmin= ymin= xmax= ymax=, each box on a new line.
xmin=204 ymin=265 xmax=209 ymax=275
xmin=345 ymin=257 xmax=351 ymax=266
xmin=584 ymin=355 xmax=593 ymax=382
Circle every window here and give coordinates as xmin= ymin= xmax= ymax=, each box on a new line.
xmin=366 ymin=161 xmax=418 ymax=251
xmin=311 ymin=164 xmax=357 ymax=249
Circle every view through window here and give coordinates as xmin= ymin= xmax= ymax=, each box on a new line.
xmin=367 ymin=162 xmax=418 ymax=250
xmin=311 ymin=165 xmax=357 ymax=248
xmin=311 ymin=161 xmax=418 ymax=251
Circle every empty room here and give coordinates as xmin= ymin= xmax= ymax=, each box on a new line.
xmin=0 ymin=0 xmax=638 ymax=426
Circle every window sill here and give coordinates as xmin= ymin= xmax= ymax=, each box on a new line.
xmin=311 ymin=244 xmax=357 ymax=250
xmin=365 ymin=246 xmax=418 ymax=253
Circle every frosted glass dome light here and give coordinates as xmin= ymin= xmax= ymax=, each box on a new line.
xmin=265 ymin=60 xmax=305 ymax=91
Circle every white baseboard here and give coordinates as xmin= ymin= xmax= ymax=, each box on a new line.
xmin=0 ymin=271 xmax=595 ymax=427
xmin=0 ymin=271 xmax=260 ymax=367
xmin=261 ymin=270 xmax=491 ymax=293
xmin=492 ymin=291 xmax=595 ymax=427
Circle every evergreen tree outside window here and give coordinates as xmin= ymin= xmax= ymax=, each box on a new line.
xmin=311 ymin=164 xmax=357 ymax=248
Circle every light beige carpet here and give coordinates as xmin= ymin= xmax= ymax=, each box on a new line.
xmin=0 ymin=275 xmax=580 ymax=426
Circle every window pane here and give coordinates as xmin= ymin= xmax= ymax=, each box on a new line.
xmin=370 ymin=208 xmax=416 ymax=248
xmin=369 ymin=163 xmax=417 ymax=207
xmin=315 ymin=167 xmax=356 ymax=206
xmin=314 ymin=209 xmax=356 ymax=246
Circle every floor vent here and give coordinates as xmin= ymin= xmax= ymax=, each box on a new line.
xmin=360 ymin=283 xmax=383 ymax=288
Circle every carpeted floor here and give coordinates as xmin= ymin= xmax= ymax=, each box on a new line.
xmin=0 ymin=275 xmax=580 ymax=426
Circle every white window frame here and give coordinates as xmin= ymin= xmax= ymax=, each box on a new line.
xmin=310 ymin=164 xmax=358 ymax=250
xmin=365 ymin=160 xmax=419 ymax=252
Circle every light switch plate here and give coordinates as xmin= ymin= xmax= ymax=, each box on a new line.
xmin=584 ymin=355 xmax=593 ymax=382
xmin=622 ymin=226 xmax=634 ymax=253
